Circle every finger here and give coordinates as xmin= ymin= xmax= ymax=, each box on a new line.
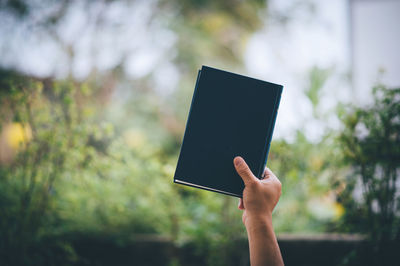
xmin=262 ymin=167 xmax=273 ymax=179
xmin=234 ymin=156 xmax=258 ymax=185
xmin=261 ymin=168 xmax=281 ymax=186
xmin=238 ymin=198 xmax=245 ymax=210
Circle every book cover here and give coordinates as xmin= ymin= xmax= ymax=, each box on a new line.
xmin=174 ymin=65 xmax=283 ymax=197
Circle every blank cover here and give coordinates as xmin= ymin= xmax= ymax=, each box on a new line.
xmin=174 ymin=66 xmax=283 ymax=197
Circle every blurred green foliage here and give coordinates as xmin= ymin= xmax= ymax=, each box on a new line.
xmin=0 ymin=74 xmax=243 ymax=265
xmin=270 ymin=133 xmax=344 ymax=233
xmin=336 ymin=85 xmax=400 ymax=266
xmin=0 ymin=1 xmax=274 ymax=264
xmin=1 ymin=1 xmax=399 ymax=265
xmin=0 ymin=72 xmax=341 ymax=265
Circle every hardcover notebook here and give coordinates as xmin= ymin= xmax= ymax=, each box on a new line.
xmin=174 ymin=66 xmax=283 ymax=197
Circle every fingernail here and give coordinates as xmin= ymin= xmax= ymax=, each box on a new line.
xmin=234 ymin=156 xmax=242 ymax=166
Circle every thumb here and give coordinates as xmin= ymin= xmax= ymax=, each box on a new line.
xmin=234 ymin=156 xmax=258 ymax=185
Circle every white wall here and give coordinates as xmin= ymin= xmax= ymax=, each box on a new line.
xmin=351 ymin=0 xmax=400 ymax=102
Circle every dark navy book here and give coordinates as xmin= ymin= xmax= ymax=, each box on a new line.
xmin=174 ymin=66 xmax=283 ymax=197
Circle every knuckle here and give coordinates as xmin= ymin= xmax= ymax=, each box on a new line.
xmin=238 ymin=168 xmax=250 ymax=178
xmin=247 ymin=179 xmax=258 ymax=188
xmin=238 ymin=163 xmax=249 ymax=172
xmin=237 ymin=167 xmax=247 ymax=175
xmin=263 ymin=168 xmax=274 ymax=179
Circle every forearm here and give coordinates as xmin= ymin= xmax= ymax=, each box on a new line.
xmin=245 ymin=215 xmax=284 ymax=266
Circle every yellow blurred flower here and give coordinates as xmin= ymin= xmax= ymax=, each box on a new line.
xmin=333 ymin=202 xmax=345 ymax=219
xmin=308 ymin=193 xmax=344 ymax=220
xmin=4 ymin=122 xmax=32 ymax=149
xmin=0 ymin=122 xmax=32 ymax=163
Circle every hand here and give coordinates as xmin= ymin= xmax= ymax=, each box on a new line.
xmin=234 ymin=156 xmax=282 ymax=226
xmin=234 ymin=156 xmax=284 ymax=266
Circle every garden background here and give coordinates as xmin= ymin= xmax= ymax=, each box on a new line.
xmin=0 ymin=0 xmax=399 ymax=265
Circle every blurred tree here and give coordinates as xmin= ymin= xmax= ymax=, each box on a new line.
xmin=268 ymin=131 xmax=344 ymax=233
xmin=0 ymin=75 xmax=80 ymax=265
xmin=337 ymin=85 xmax=400 ymax=265
xmin=0 ymin=74 xmax=180 ymax=264
xmin=0 ymin=1 xmax=358 ymax=265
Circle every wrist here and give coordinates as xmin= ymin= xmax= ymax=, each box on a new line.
xmin=244 ymin=213 xmax=272 ymax=229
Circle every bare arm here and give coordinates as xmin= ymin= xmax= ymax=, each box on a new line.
xmin=234 ymin=156 xmax=284 ymax=266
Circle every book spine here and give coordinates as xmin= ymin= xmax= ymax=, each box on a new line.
xmin=174 ymin=70 xmax=202 ymax=180
xmin=258 ymin=87 xmax=283 ymax=177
